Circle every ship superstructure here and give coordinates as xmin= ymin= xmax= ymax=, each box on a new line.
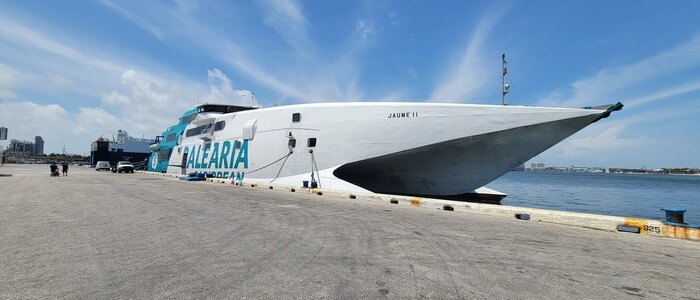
xmin=90 ymin=130 xmax=156 ymax=166
xmin=147 ymin=104 xmax=258 ymax=172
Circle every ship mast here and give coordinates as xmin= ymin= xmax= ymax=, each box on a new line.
xmin=501 ymin=53 xmax=509 ymax=105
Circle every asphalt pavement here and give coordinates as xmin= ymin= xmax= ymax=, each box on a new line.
xmin=1 ymin=164 xmax=698 ymax=299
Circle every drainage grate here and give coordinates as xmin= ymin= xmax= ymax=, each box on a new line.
xmin=515 ymin=213 xmax=530 ymax=220
xmin=443 ymin=205 xmax=454 ymax=211
xmin=616 ymin=225 xmax=640 ymax=234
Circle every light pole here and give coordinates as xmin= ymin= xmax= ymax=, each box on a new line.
xmin=0 ymin=128 xmax=7 ymax=166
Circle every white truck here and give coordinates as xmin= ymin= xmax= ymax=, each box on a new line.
xmin=114 ymin=161 xmax=135 ymax=173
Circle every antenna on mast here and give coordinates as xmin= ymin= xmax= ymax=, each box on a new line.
xmin=501 ymin=53 xmax=509 ymax=105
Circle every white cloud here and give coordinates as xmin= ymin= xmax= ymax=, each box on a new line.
xmin=102 ymin=1 xmax=370 ymax=103
xmin=627 ymin=80 xmax=700 ymax=106
xmin=0 ymin=65 xmax=249 ymax=154
xmin=429 ymin=7 xmax=508 ymax=102
xmin=75 ymin=107 xmax=120 ymax=133
xmin=388 ymin=11 xmax=399 ymax=26
xmin=204 ymin=68 xmax=259 ymax=107
xmin=0 ymin=63 xmax=25 ymax=99
xmin=0 ymin=17 xmax=122 ymax=73
xmin=527 ymin=34 xmax=700 ymax=168
xmin=0 ymin=101 xmax=118 ymax=155
xmin=101 ymin=0 xmax=165 ymax=40
xmin=531 ymin=97 xmax=700 ymax=168
xmin=552 ymin=125 xmax=642 ymax=158
xmin=540 ymin=34 xmax=700 ymax=107
xmin=100 ymin=91 xmax=131 ymax=106
xmin=106 ymin=69 xmax=197 ymax=135
xmin=47 ymin=73 xmax=74 ymax=90
xmin=354 ymin=20 xmax=375 ymax=42
xmin=377 ymin=90 xmax=408 ymax=102
xmin=257 ymin=0 xmax=309 ymax=52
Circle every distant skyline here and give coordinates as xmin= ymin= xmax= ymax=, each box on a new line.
xmin=0 ymin=1 xmax=699 ymax=168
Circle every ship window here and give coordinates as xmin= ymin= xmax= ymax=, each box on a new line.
xmin=307 ymin=138 xmax=317 ymax=147
xmin=288 ymin=138 xmax=296 ymax=148
xmin=199 ymin=104 xmax=258 ymax=114
xmin=292 ymin=113 xmax=301 ymax=122
xmin=214 ymin=121 xmax=226 ymax=131
xmin=234 ymin=141 xmax=241 ymax=149
xmin=185 ymin=123 xmax=217 ymax=137
xmin=166 ymin=133 xmax=176 ymax=141
xmin=185 ymin=127 xmax=199 ymax=137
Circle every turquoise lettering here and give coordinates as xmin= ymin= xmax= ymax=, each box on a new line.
xmin=195 ymin=145 xmax=202 ymax=168
xmin=188 ymin=145 xmax=196 ymax=168
xmin=230 ymin=141 xmax=238 ymax=168
xmin=234 ymin=140 xmax=249 ymax=169
xmin=208 ymin=143 xmax=220 ymax=169
xmin=202 ymin=144 xmax=210 ymax=168
xmin=220 ymin=141 xmax=231 ymax=168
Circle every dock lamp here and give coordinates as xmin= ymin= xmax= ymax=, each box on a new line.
xmin=0 ymin=128 xmax=7 ymax=172
xmin=0 ymin=128 xmax=7 ymax=166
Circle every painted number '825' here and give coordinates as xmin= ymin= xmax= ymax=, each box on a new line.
xmin=642 ymin=225 xmax=661 ymax=233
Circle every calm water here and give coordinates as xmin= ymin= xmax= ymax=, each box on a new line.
xmin=488 ymin=171 xmax=700 ymax=223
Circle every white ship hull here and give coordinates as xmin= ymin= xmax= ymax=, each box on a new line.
xmin=161 ymin=102 xmax=620 ymax=201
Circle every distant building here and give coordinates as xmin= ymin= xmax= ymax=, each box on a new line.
xmin=6 ymin=136 xmax=45 ymax=157
xmin=530 ymin=162 xmax=546 ymax=170
xmin=7 ymin=139 xmax=35 ymax=156
xmin=34 ymin=136 xmax=44 ymax=155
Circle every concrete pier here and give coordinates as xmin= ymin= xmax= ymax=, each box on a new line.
xmin=1 ymin=164 xmax=698 ymax=298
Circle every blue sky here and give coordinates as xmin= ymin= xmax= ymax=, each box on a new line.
xmin=0 ymin=0 xmax=698 ymax=168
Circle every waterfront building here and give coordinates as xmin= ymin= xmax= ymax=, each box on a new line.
xmin=530 ymin=162 xmax=546 ymax=170
xmin=7 ymin=139 xmax=35 ymax=157
xmin=34 ymin=136 xmax=44 ymax=155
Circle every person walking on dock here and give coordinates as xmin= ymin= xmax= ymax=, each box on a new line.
xmin=61 ymin=162 xmax=69 ymax=176
xmin=50 ymin=163 xmax=59 ymax=177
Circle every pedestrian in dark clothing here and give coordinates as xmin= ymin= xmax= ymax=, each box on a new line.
xmin=61 ymin=162 xmax=69 ymax=176
xmin=50 ymin=163 xmax=59 ymax=177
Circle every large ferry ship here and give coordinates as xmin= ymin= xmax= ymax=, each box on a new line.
xmin=146 ymin=101 xmax=623 ymax=203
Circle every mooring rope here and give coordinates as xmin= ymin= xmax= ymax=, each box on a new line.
xmin=246 ymin=153 xmax=292 ymax=175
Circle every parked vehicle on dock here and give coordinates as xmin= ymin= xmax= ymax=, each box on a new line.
xmin=115 ymin=161 xmax=134 ymax=173
xmin=95 ymin=161 xmax=110 ymax=171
